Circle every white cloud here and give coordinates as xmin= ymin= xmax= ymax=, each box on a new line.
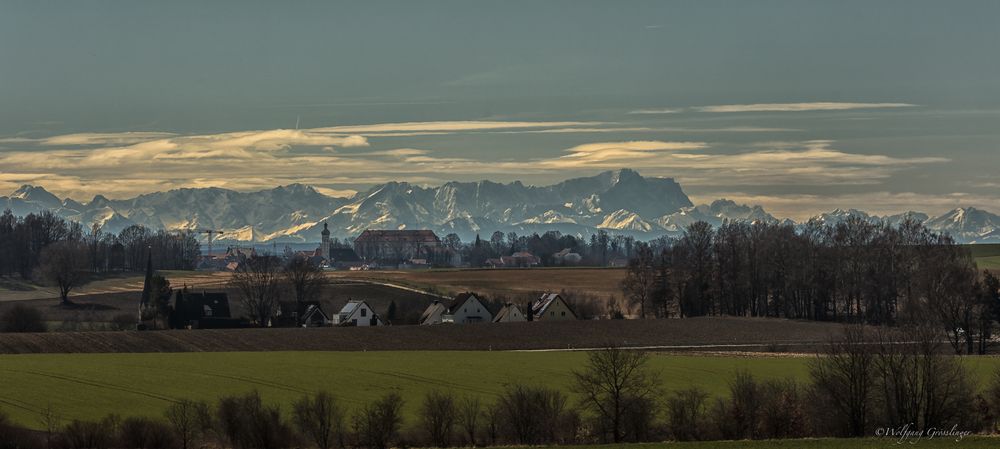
xmin=41 ymin=132 xmax=177 ymax=146
xmin=628 ymin=108 xmax=681 ymax=114
xmin=696 ymin=102 xmax=917 ymax=113
xmin=312 ymin=120 xmax=600 ymax=134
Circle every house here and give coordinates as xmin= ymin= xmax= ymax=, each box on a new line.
xmin=272 ymin=301 xmax=332 ymax=327
xmin=553 ymin=248 xmax=582 ymax=265
xmin=493 ymin=303 xmax=526 ymax=323
xmin=353 ymin=229 xmax=442 ymax=264
xmin=170 ymin=291 xmax=244 ymax=329
xmin=299 ymin=302 xmax=332 ymax=327
xmin=420 ymin=292 xmax=493 ymax=324
xmin=531 ymin=293 xmax=578 ymax=321
xmin=333 ymin=299 xmax=384 ymax=326
xmin=327 ymin=248 xmax=363 ymax=269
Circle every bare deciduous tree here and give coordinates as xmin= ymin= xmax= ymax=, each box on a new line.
xmin=292 ymin=391 xmax=344 ymax=449
xmin=165 ymin=399 xmax=210 ymax=449
xmin=808 ymin=326 xmax=874 ymax=437
xmin=352 ymin=392 xmax=404 ymax=449
xmin=572 ymin=346 xmax=660 ymax=443
xmin=283 ymin=255 xmax=326 ymax=307
xmin=620 ymin=244 xmax=656 ymax=318
xmin=34 ymin=240 xmax=90 ymax=305
xmin=456 ymin=396 xmax=481 ymax=446
xmin=229 ymin=255 xmax=283 ymax=326
xmin=419 ymin=390 xmax=456 ymax=447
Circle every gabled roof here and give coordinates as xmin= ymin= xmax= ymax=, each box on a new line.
xmin=300 ymin=303 xmax=330 ymax=322
xmin=338 ymin=299 xmax=367 ymax=316
xmin=493 ymin=303 xmax=523 ymax=322
xmin=449 ymin=292 xmax=481 ymax=312
xmin=419 ymin=301 xmax=449 ymax=324
xmin=533 ymin=293 xmax=562 ymax=315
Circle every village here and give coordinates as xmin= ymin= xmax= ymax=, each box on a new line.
xmin=152 ymin=225 xmax=585 ymax=330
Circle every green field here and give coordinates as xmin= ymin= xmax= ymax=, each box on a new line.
xmin=2 ymin=351 xmax=1000 ymax=431
xmin=971 ymin=244 xmax=1000 ymax=270
xmin=518 ymin=438 xmax=996 ymax=449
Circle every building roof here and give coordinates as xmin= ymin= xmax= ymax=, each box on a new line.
xmin=321 ymin=222 xmax=330 ymax=236
xmin=533 ymin=293 xmax=562 ymax=315
xmin=449 ymin=292 xmax=480 ymax=312
xmin=419 ymin=301 xmax=449 ymax=324
xmin=354 ymin=229 xmax=441 ymax=244
xmin=174 ymin=291 xmax=232 ymax=320
xmin=493 ymin=303 xmax=523 ymax=322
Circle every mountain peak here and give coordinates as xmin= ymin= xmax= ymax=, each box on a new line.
xmin=10 ymin=184 xmax=62 ymax=207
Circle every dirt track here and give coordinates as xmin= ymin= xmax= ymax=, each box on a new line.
xmin=0 ymin=317 xmax=848 ymax=354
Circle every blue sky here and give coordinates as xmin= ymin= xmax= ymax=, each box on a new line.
xmin=1 ymin=0 xmax=998 ymax=218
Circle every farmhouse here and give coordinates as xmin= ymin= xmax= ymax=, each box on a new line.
xmin=353 ymin=229 xmax=441 ymax=264
xmin=420 ymin=292 xmax=493 ymax=324
xmin=492 ymin=303 xmax=526 ymax=323
xmin=531 ymin=293 xmax=578 ymax=321
xmin=169 ymin=291 xmax=242 ymax=329
xmin=333 ymin=299 xmax=384 ymax=326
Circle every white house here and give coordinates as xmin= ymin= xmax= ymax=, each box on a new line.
xmin=333 ymin=300 xmax=384 ymax=326
xmin=531 ymin=293 xmax=578 ymax=321
xmin=420 ymin=292 xmax=492 ymax=324
xmin=492 ymin=303 xmax=526 ymax=323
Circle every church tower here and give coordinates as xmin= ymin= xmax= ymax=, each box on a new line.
xmin=320 ymin=222 xmax=331 ymax=260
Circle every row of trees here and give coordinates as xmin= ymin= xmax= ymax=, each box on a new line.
xmin=621 ymin=218 xmax=999 ymax=334
xmin=0 ymin=210 xmax=199 ymax=303
xmin=2 ymin=330 xmax=995 ymax=449
xmin=452 ymin=229 xmax=638 ymax=267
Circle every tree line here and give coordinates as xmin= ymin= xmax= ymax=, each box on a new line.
xmin=621 ymin=217 xmax=1000 ymax=345
xmin=1 ymin=328 xmax=997 ymax=449
xmin=446 ymin=229 xmax=638 ymax=267
xmin=0 ymin=210 xmax=200 ymax=303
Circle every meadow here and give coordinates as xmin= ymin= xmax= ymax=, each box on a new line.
xmin=510 ymin=438 xmax=996 ymax=449
xmin=972 ymin=244 xmax=1000 ymax=271
xmin=2 ymin=351 xmax=1000 ymax=431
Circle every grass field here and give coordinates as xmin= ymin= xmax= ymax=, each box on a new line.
xmin=972 ymin=244 xmax=1000 ymax=271
xmin=2 ymin=351 xmax=1000 ymax=431
xmin=515 ymin=438 xmax=996 ymax=449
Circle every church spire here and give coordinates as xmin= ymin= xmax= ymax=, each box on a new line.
xmin=138 ymin=247 xmax=153 ymax=323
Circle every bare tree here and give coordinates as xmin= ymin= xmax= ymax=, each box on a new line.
xmin=620 ymin=244 xmax=656 ymax=318
xmin=34 ymin=240 xmax=90 ymax=305
xmin=165 ymin=399 xmax=210 ymax=449
xmin=284 ymin=255 xmax=327 ymax=308
xmin=572 ymin=346 xmax=660 ymax=443
xmin=419 ymin=390 xmax=456 ymax=447
xmin=352 ymin=392 xmax=404 ymax=449
xmin=292 ymin=391 xmax=344 ymax=449
xmin=229 ymin=255 xmax=283 ymax=326
xmin=808 ymin=326 xmax=874 ymax=437
xmin=39 ymin=403 xmax=62 ymax=449
xmin=456 ymin=396 xmax=481 ymax=446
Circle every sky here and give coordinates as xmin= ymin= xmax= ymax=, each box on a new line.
xmin=1 ymin=0 xmax=998 ymax=220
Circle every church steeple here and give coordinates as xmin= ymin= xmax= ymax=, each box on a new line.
xmin=320 ymin=222 xmax=331 ymax=260
xmin=138 ymin=247 xmax=153 ymax=325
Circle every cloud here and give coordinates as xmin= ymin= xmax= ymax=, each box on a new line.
xmin=312 ymin=120 xmax=600 ymax=134
xmin=696 ymin=102 xmax=917 ymax=113
xmin=40 ymin=132 xmax=177 ymax=146
xmin=628 ymin=108 xmax=681 ymax=115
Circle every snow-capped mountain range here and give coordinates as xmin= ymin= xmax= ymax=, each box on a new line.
xmin=2 ymin=169 xmax=998 ymax=244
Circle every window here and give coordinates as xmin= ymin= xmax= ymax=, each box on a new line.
xmin=361 ymin=308 xmax=367 ymax=317
xmin=551 ymin=312 xmax=555 ymax=316
xmin=561 ymin=311 xmax=566 ymax=316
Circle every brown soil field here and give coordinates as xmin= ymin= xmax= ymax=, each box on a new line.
xmin=0 ymin=280 xmax=441 ymax=327
xmin=0 ymin=317 xmax=847 ymax=354
xmin=327 ymin=267 xmax=627 ymax=299
xmin=0 ymin=271 xmax=229 ymax=302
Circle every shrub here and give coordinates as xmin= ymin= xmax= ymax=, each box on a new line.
xmin=292 ymin=391 xmax=344 ymax=449
xmin=118 ymin=416 xmax=176 ymax=449
xmin=419 ymin=390 xmax=456 ymax=447
xmin=0 ymin=410 xmax=44 ymax=449
xmin=351 ymin=392 xmax=405 ymax=449
xmin=165 ymin=399 xmax=211 ymax=449
xmin=1 ymin=304 xmax=46 ymax=332
xmin=109 ymin=313 xmax=137 ymax=331
xmin=216 ymin=391 xmax=296 ymax=449
xmin=494 ymin=385 xmax=568 ymax=445
xmin=666 ymin=386 xmax=710 ymax=441
xmin=59 ymin=415 xmax=118 ymax=449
